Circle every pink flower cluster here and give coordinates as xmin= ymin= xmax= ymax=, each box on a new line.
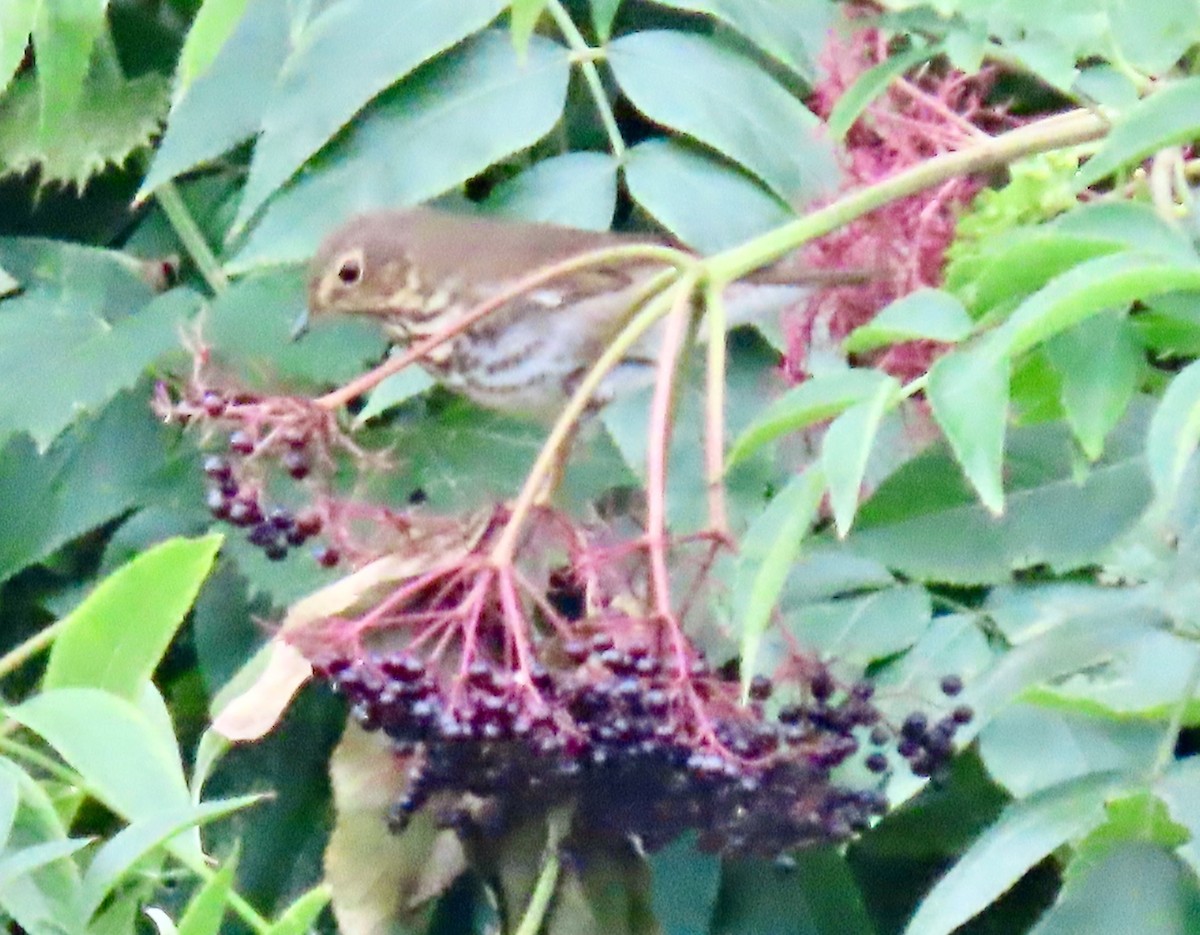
xmin=789 ymin=19 xmax=1018 ymax=383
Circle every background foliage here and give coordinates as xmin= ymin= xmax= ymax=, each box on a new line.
xmin=3 ymin=0 xmax=1200 ymax=933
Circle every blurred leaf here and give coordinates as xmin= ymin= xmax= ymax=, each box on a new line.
xmin=624 ymin=138 xmax=794 ymax=254
xmin=510 ymin=0 xmax=549 ymax=57
xmin=78 ymin=796 xmax=263 ymax=921
xmin=648 ymin=834 xmax=720 ymax=935
xmin=0 ymin=771 xmax=16 ymax=854
xmin=231 ymin=30 xmax=570 ymax=270
xmin=1068 ymin=793 xmax=1189 ymax=882
xmin=232 ymin=0 xmax=508 ymax=232
xmin=481 ymin=151 xmax=618 ymax=230
xmin=176 ymin=853 xmax=237 ymax=935
xmin=1029 ymin=843 xmax=1200 ymax=935
xmin=822 ymin=375 xmax=899 ymax=536
xmin=0 ymin=280 xmax=196 ymax=450
xmin=712 ymin=849 xmax=874 ymax=935
xmin=780 ymin=584 xmax=932 ymax=669
xmin=264 ymin=884 xmax=331 ymax=935
xmin=978 ymin=703 xmax=1160 ymax=798
xmin=7 ymin=689 xmax=193 ymax=849
xmin=843 ymin=290 xmax=973 ymax=354
xmin=608 ymin=30 xmax=837 ymax=203
xmin=44 ymin=535 xmax=223 ymax=700
xmin=175 ymin=0 xmax=251 ymax=91
xmin=903 ymin=772 xmax=1125 ymax=935
xmin=0 ymin=0 xmax=35 ymax=97
xmin=926 ymin=340 xmax=1009 ymax=515
xmin=1046 ymin=311 xmax=1140 ymax=460
xmin=649 ymin=0 xmax=833 ymax=80
xmin=827 ymin=43 xmax=934 ymax=140
xmin=0 ymin=837 xmax=93 ymax=891
xmin=30 ymin=0 xmax=105 ymax=138
xmin=1157 ymin=758 xmax=1200 ymax=875
xmin=844 ymin=413 xmax=1152 ymax=584
xmin=734 ymin=466 xmax=825 ymax=690
xmin=1147 ymin=358 xmax=1200 ymax=506
xmin=1107 ymin=0 xmax=1200 ymax=74
xmin=141 ymin=0 xmax=293 ymax=196
xmin=0 ymin=260 xmax=16 ymax=296
xmin=325 ymin=724 xmax=463 ymax=935
xmin=354 ymin=366 xmax=436 ymax=425
xmin=729 ymin=368 xmax=892 ymax=467
xmin=998 ymin=251 xmax=1200 ymax=358
xmin=0 ymin=65 xmax=168 ymax=190
xmin=0 ymin=760 xmax=85 ymax=935
xmin=590 ymin=0 xmax=622 ymax=40
xmin=1076 ymin=76 xmax=1200 ymax=188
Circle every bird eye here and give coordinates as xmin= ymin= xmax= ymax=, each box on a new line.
xmin=337 ymin=258 xmax=363 ymax=285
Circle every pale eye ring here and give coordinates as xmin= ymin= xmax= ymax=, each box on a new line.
xmin=337 ymin=258 xmax=363 ymax=285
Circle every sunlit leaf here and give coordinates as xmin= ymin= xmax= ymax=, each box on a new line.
xmin=0 ymin=0 xmax=35 ymax=97
xmin=481 ymin=151 xmax=618 ymax=231
xmin=30 ymin=0 xmax=105 ymax=139
xmin=821 ymin=374 xmax=899 ymax=536
xmin=44 ymin=535 xmax=222 ymax=699
xmin=175 ymin=0 xmax=252 ymax=91
xmin=843 ymin=289 xmax=973 ymax=354
xmin=176 ymin=853 xmax=237 ymax=935
xmin=1147 ymin=359 xmax=1200 ymax=505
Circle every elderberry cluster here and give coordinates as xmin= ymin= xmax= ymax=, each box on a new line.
xmin=316 ymin=635 xmax=972 ymax=860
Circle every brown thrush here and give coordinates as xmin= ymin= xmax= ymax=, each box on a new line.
xmin=300 ymin=208 xmax=839 ymax=417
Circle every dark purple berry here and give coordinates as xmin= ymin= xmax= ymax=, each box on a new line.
xmin=282 ymin=449 xmax=310 ymax=479
xmin=247 ymin=522 xmax=278 ymax=547
xmin=202 ymin=455 xmax=232 ymax=480
xmin=264 ymin=541 xmax=288 ymax=561
xmin=865 ymin=752 xmax=889 ymax=773
xmin=313 ymin=545 xmax=340 ymax=567
xmin=940 ymin=675 xmax=964 ymax=697
xmin=229 ymin=430 xmax=255 ymax=454
xmin=206 ymin=488 xmax=231 ymax=519
xmin=810 ymin=668 xmax=835 ymax=701
xmin=952 ymin=705 xmax=974 ymax=725
xmin=850 ymin=680 xmax=875 ymax=701
xmin=901 ymin=713 xmax=928 ymax=740
xmin=268 ymin=507 xmax=294 ymax=531
xmin=227 ymin=497 xmax=261 ymax=527
xmin=868 ymin=726 xmax=890 ymax=745
xmin=201 ymin=391 xmax=226 ymax=416
xmin=748 ymin=675 xmax=773 ymax=702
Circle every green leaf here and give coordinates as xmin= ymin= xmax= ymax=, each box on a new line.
xmin=176 ymin=853 xmax=237 ymax=935
xmin=1147 ymin=359 xmax=1200 ymax=505
xmin=79 ymin=796 xmax=263 ymax=921
xmin=0 ymin=771 xmax=16 ymax=854
xmin=140 ymin=0 xmax=292 ymax=196
xmin=903 ymin=772 xmax=1125 ymax=935
xmin=7 ymin=689 xmax=192 ymax=845
xmin=827 ymin=43 xmax=934 ymax=140
xmin=231 ymin=0 xmax=508 ymax=232
xmin=713 ymin=849 xmax=874 ymax=935
xmin=481 ymin=151 xmax=618 ymax=230
xmin=1068 ymin=793 xmax=1190 ymax=882
xmin=231 ymin=30 xmax=570 ymax=270
xmin=0 ymin=837 xmax=93 ymax=891
xmin=845 ymin=413 xmax=1153 ymax=584
xmin=728 ymin=368 xmax=892 ymax=467
xmin=265 ymin=885 xmax=331 ymax=935
xmin=0 ymin=0 xmax=35 ymax=97
xmin=590 ymin=0 xmax=622 ymax=41
xmin=821 ymin=374 xmax=899 ymax=536
xmin=30 ymin=0 xmax=105 ymax=138
xmin=780 ymin=584 xmax=932 ymax=668
xmin=1030 ymin=843 xmax=1200 ymax=935
xmin=0 ymin=260 xmax=17 ymax=296
xmin=0 ymin=279 xmax=195 ymax=449
xmin=175 ymin=0 xmax=251 ymax=90
xmin=999 ymin=251 xmax=1200 ymax=358
xmin=624 ymin=138 xmax=794 ymax=254
xmin=353 ymin=366 xmax=436 ymax=424
xmin=978 ymin=703 xmax=1160 ymax=798
xmin=733 ymin=466 xmax=825 ymax=692
xmin=510 ymin=0 xmax=549 ymax=57
xmin=1110 ymin=0 xmax=1200 ymax=73
xmin=648 ymin=0 xmax=833 ymax=80
xmin=608 ymin=30 xmax=837 ymax=203
xmin=43 ymin=535 xmax=223 ymax=699
xmin=843 ymin=289 xmax=973 ymax=354
xmin=926 ymin=340 xmax=1009 ymax=515
xmin=1157 ymin=758 xmax=1200 ymax=876
xmin=649 ymin=834 xmax=719 ymax=935
xmin=1076 ymin=76 xmax=1200 ymax=189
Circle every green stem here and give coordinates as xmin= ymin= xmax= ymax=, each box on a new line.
xmin=1151 ymin=646 xmax=1200 ymax=780
xmin=703 ymin=108 xmax=1109 ymax=285
xmin=0 ymin=621 xmax=64 ymax=681
xmin=546 ymin=0 xmax=626 ymax=160
xmin=513 ymin=849 xmax=561 ymax=935
xmin=155 ymin=182 xmax=230 ymax=295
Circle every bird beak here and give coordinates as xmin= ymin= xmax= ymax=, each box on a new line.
xmin=290 ymin=309 xmax=310 ymax=341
